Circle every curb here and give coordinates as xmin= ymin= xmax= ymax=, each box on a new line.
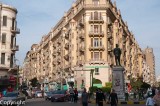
xmin=90 ymin=100 xmax=145 ymax=105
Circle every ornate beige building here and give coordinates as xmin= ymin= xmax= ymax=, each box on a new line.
xmin=143 ymin=47 xmax=156 ymax=85
xmin=23 ymin=0 xmax=155 ymax=90
xmin=0 ymin=3 xmax=20 ymax=77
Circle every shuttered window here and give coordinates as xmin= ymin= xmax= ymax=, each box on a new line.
xmin=2 ymin=33 xmax=6 ymax=44
xmin=3 ymin=16 xmax=7 ymax=26
xmin=1 ymin=53 xmax=5 ymax=64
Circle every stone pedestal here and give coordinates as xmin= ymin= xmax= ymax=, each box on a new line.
xmin=112 ymin=66 xmax=125 ymax=100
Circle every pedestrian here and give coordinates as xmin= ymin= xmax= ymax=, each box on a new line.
xmin=96 ymin=88 xmax=106 ymax=106
xmin=74 ymin=88 xmax=78 ymax=103
xmin=96 ymin=89 xmax=99 ymax=106
xmin=108 ymin=89 xmax=118 ymax=106
xmin=146 ymin=95 xmax=155 ymax=106
xmin=152 ymin=87 xmax=156 ymax=97
xmin=125 ymin=90 xmax=129 ymax=101
xmin=69 ymin=87 xmax=74 ymax=103
xmin=153 ymin=90 xmax=160 ymax=106
xmin=81 ymin=88 xmax=88 ymax=106
xmin=0 ymin=92 xmax=2 ymax=98
xmin=2 ymin=88 xmax=7 ymax=96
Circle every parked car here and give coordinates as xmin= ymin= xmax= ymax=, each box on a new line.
xmin=35 ymin=91 xmax=42 ymax=98
xmin=51 ymin=90 xmax=69 ymax=102
xmin=0 ymin=91 xmax=26 ymax=105
xmin=45 ymin=91 xmax=55 ymax=100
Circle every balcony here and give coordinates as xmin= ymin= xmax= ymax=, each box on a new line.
xmin=57 ymin=57 xmax=61 ymax=63
xmin=11 ymin=45 xmax=19 ymax=51
xmin=108 ymin=39 xmax=113 ymax=44
xmin=10 ymin=27 xmax=20 ymax=34
xmin=89 ymin=45 xmax=105 ymax=51
xmin=89 ymin=17 xmax=104 ymax=23
xmin=57 ymin=49 xmax=61 ymax=53
xmin=57 ymin=39 xmax=61 ymax=44
xmin=79 ymin=33 xmax=85 ymax=39
xmin=79 ymin=45 xmax=85 ymax=52
xmin=107 ymin=32 xmax=112 ymax=39
xmin=64 ymin=43 xmax=69 ymax=49
xmin=53 ymin=44 xmax=56 ymax=49
xmin=89 ymin=58 xmax=105 ymax=64
xmin=64 ymin=65 xmax=70 ymax=70
xmin=89 ymin=31 xmax=104 ymax=37
xmin=79 ymin=21 xmax=84 ymax=28
xmin=64 ymin=54 xmax=69 ymax=60
xmin=108 ymin=46 xmax=112 ymax=52
xmin=65 ymin=33 xmax=69 ymax=39
xmin=52 ymin=51 xmax=56 ymax=56
xmin=78 ymin=60 xmax=83 ymax=65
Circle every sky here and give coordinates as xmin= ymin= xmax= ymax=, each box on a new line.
xmin=0 ymin=0 xmax=159 ymax=77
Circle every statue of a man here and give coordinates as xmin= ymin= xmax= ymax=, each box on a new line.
xmin=113 ymin=44 xmax=121 ymax=66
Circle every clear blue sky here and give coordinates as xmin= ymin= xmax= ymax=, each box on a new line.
xmin=0 ymin=0 xmax=159 ymax=77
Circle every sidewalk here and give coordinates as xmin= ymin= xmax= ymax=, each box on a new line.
xmin=89 ymin=99 xmax=145 ymax=105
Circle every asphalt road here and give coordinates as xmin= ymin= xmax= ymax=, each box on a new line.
xmin=25 ymin=98 xmax=145 ymax=106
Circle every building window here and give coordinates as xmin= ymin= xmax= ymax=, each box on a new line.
xmin=2 ymin=33 xmax=6 ymax=44
xmin=100 ymin=52 xmax=102 ymax=59
xmin=94 ymin=38 xmax=99 ymax=47
xmin=95 ymin=68 xmax=99 ymax=75
xmin=94 ymin=11 xmax=98 ymax=20
xmin=3 ymin=16 xmax=7 ymax=26
xmin=94 ymin=52 xmax=99 ymax=60
xmin=94 ymin=25 xmax=98 ymax=33
xmin=1 ymin=53 xmax=5 ymax=64
xmin=91 ymin=52 xmax=93 ymax=59
xmin=100 ymin=38 xmax=102 ymax=46
xmin=93 ymin=0 xmax=99 ymax=6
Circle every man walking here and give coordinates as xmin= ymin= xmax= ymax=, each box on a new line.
xmin=96 ymin=89 xmax=106 ymax=106
xmin=81 ymin=88 xmax=88 ymax=106
xmin=109 ymin=89 xmax=118 ymax=106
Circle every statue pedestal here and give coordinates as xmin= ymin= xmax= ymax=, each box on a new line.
xmin=112 ymin=66 xmax=125 ymax=101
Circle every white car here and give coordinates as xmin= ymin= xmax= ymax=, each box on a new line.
xmin=35 ymin=91 xmax=42 ymax=98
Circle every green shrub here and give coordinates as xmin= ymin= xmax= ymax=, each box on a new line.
xmin=89 ymin=86 xmax=98 ymax=92
xmin=101 ymin=87 xmax=111 ymax=93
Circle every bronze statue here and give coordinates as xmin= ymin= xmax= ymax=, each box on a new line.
xmin=113 ymin=44 xmax=121 ymax=66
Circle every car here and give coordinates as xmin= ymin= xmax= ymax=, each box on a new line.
xmin=44 ymin=91 xmax=55 ymax=100
xmin=50 ymin=90 xmax=69 ymax=102
xmin=0 ymin=91 xmax=26 ymax=106
xmin=35 ymin=91 xmax=42 ymax=98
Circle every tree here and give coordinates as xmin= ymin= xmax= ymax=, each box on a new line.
xmin=130 ymin=77 xmax=143 ymax=90
xmin=141 ymin=82 xmax=151 ymax=89
xmin=30 ymin=77 xmax=38 ymax=87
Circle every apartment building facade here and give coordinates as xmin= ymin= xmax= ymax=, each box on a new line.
xmin=144 ymin=47 xmax=156 ymax=85
xmin=23 ymin=0 xmax=155 ymax=90
xmin=0 ymin=3 xmax=20 ymax=77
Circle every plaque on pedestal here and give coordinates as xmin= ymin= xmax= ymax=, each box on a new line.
xmin=112 ymin=66 xmax=125 ymax=100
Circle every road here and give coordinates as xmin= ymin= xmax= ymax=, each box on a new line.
xmin=25 ymin=98 xmax=145 ymax=106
